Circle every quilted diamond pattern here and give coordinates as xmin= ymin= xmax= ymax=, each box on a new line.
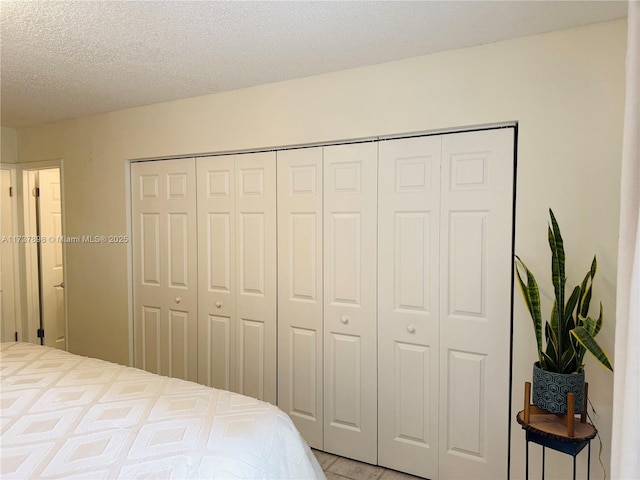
xmin=0 ymin=342 xmax=324 ymax=479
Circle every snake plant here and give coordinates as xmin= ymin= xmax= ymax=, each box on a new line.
xmin=515 ymin=209 xmax=613 ymax=374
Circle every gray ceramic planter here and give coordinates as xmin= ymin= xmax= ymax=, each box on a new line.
xmin=532 ymin=362 xmax=585 ymax=414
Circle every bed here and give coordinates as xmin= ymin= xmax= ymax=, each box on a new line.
xmin=0 ymin=342 xmax=325 ymax=479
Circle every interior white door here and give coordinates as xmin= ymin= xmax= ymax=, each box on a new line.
xmin=438 ymin=129 xmax=514 ymax=479
xmin=132 ymin=159 xmax=198 ymax=382
xmin=0 ymin=169 xmax=17 ymax=342
xmin=235 ymin=152 xmax=277 ymax=404
xmin=377 ymin=136 xmax=442 ymax=478
xmin=323 ymin=142 xmax=378 ymax=464
xmin=277 ymin=147 xmax=324 ymax=448
xmin=38 ymin=168 xmax=65 ymax=350
xmin=197 ymin=155 xmax=236 ymax=391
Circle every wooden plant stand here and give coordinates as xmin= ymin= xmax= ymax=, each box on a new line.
xmin=517 ymin=381 xmax=597 ymax=480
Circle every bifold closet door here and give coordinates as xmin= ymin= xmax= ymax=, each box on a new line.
xmin=323 ymin=142 xmax=378 ymax=464
xmin=438 ymin=129 xmax=513 ymax=480
xmin=196 ymin=152 xmax=277 ymax=404
xmin=377 ymin=128 xmax=514 ymax=479
xmin=132 ymin=159 xmax=198 ymax=382
xmin=234 ymin=153 xmax=277 ymax=404
xmin=377 ymin=136 xmax=442 ymax=479
xmin=196 ymin=155 xmax=236 ymax=391
xmin=277 ymin=147 xmax=324 ymax=449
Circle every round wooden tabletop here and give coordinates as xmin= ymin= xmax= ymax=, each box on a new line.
xmin=517 ymin=410 xmax=597 ymax=442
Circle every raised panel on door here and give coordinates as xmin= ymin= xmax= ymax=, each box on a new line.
xmin=141 ymin=306 xmax=161 ymax=373
xmin=235 ymin=152 xmax=277 ymax=404
xmin=438 ymin=128 xmax=514 ymax=480
xmin=277 ymin=147 xmax=323 ymax=448
xmin=168 ymin=310 xmax=190 ymax=379
xmin=324 ymin=142 xmax=377 ymax=464
xmin=377 ymin=136 xmax=441 ymax=479
xmin=132 ymin=159 xmax=198 ymax=382
xmin=196 ymin=156 xmax=236 ymax=390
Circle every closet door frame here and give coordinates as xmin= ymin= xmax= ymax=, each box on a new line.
xmin=126 ymin=122 xmax=517 ymax=478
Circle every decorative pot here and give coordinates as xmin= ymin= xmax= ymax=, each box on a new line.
xmin=532 ymin=362 xmax=585 ymax=414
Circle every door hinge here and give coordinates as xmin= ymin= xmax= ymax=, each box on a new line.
xmin=37 ymin=328 xmax=45 ymax=339
xmin=33 ymin=187 xmax=40 ymax=197
xmin=9 ymin=186 xmax=13 ymax=197
xmin=14 ymin=331 xmax=18 ymax=342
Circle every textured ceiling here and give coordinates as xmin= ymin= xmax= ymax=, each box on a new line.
xmin=0 ymin=0 xmax=628 ymax=128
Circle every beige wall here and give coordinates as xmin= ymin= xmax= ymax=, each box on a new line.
xmin=1 ymin=127 xmax=18 ymax=164
xmin=15 ymin=20 xmax=625 ymax=479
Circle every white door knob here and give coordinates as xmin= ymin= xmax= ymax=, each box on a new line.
xmin=215 ymin=302 xmax=222 ymax=308
xmin=407 ymin=325 xmax=416 ymax=334
xmin=175 ymin=297 xmax=181 ymax=304
xmin=340 ymin=316 xmax=349 ymax=324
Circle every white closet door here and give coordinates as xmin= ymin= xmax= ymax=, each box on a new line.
xmin=323 ymin=142 xmax=378 ymax=464
xmin=277 ymin=147 xmax=324 ymax=448
xmin=377 ymin=136 xmax=442 ymax=479
xmin=439 ymin=129 xmax=514 ymax=479
xmin=197 ymin=155 xmax=236 ymax=390
xmin=235 ymin=152 xmax=277 ymax=404
xmin=132 ymin=159 xmax=198 ymax=381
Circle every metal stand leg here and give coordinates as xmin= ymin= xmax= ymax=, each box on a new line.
xmin=542 ymin=446 xmax=545 ymax=480
xmin=587 ymin=440 xmax=591 ymax=480
xmin=573 ymin=453 xmax=577 ymax=480
xmin=526 ymin=440 xmax=529 ymax=480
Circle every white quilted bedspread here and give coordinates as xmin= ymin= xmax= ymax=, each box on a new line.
xmin=0 ymin=342 xmax=325 ymax=479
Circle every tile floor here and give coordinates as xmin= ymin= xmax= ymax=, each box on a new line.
xmin=312 ymin=449 xmax=427 ymax=480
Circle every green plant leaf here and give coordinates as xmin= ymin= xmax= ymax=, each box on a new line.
xmin=550 ymin=299 xmax=559 ymax=340
xmin=544 ymin=321 xmax=559 ymax=369
xmin=548 ymin=209 xmax=566 ymax=357
xmin=594 ymin=303 xmax=604 ymax=337
xmin=571 ymin=333 xmax=586 ymax=369
xmin=565 ymin=286 xmax=580 ymax=330
xmin=579 ymin=274 xmax=593 ymax=318
xmin=578 ymin=256 xmax=597 ymax=318
xmin=564 ymin=286 xmax=580 ymax=325
xmin=571 ymin=326 xmax=613 ymax=371
xmin=541 ymin=351 xmax=559 ymax=372
xmin=515 ymin=256 xmax=544 ymax=362
xmin=581 ymin=314 xmax=597 ymax=336
xmin=559 ymin=345 xmax=577 ymax=374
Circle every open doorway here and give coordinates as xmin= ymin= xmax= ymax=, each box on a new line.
xmin=21 ymin=164 xmax=66 ymax=349
xmin=1 ymin=166 xmax=21 ymax=342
